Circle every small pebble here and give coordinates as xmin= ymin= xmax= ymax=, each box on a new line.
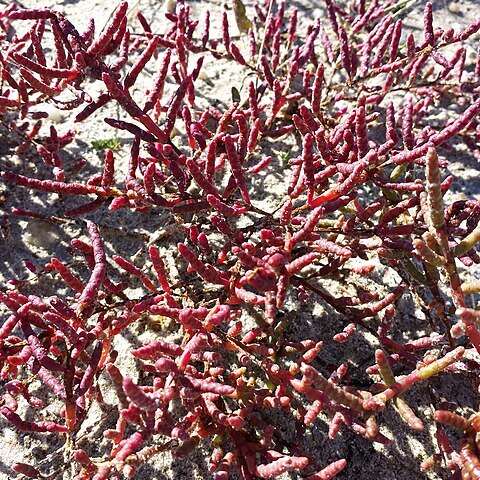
xmin=165 ymin=0 xmax=176 ymax=14
xmin=42 ymin=104 xmax=67 ymax=123
xmin=447 ymin=3 xmax=460 ymax=14
xmin=198 ymin=70 xmax=209 ymax=81
xmin=24 ymin=219 xmax=61 ymax=249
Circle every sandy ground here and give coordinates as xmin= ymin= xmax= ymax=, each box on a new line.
xmin=1 ymin=0 xmax=480 ymax=479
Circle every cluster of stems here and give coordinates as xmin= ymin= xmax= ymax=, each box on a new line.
xmin=1 ymin=0 xmax=480 ymax=478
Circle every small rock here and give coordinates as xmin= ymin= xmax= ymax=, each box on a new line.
xmin=447 ymin=3 xmax=460 ymax=14
xmin=24 ymin=219 xmax=61 ymax=250
xmin=165 ymin=0 xmax=176 ymax=14
xmin=42 ymin=104 xmax=67 ymax=123
xmin=198 ymin=70 xmax=209 ymax=81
